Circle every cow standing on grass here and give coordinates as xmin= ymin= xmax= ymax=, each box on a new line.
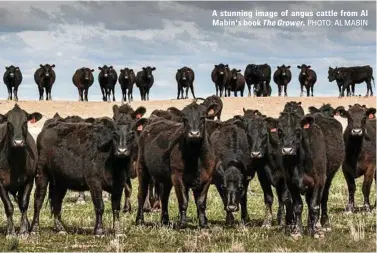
xmin=136 ymin=66 xmax=156 ymax=101
xmin=273 ymin=65 xmax=291 ymax=97
xmin=334 ymin=104 xmax=376 ymax=213
xmin=297 ymin=64 xmax=316 ymax=97
xmin=34 ymin=64 xmax=56 ymax=101
xmin=176 ymin=67 xmax=196 ymax=99
xmin=98 ymin=65 xmax=118 ymax=102
xmin=3 ymin=65 xmax=23 ymax=101
xmin=72 ymin=67 xmax=94 ymax=101
xmin=0 ymin=104 xmax=42 ymax=238
xmin=119 ymin=68 xmax=136 ymax=103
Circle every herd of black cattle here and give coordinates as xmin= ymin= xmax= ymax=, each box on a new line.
xmin=0 ymin=95 xmax=375 ymax=240
xmin=2 ymin=63 xmax=375 ymax=102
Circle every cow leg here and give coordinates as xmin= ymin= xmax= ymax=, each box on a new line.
xmin=185 ymin=86 xmax=189 ymax=99
xmin=84 ymin=88 xmax=89 ymax=101
xmin=300 ymin=84 xmax=304 ymax=97
xmin=346 ymin=86 xmax=351 ymax=97
xmin=276 ymin=180 xmax=293 ymax=226
xmin=87 ymin=181 xmax=105 ymax=235
xmin=306 ymin=186 xmax=324 ymax=238
xmin=190 ymin=85 xmax=196 ymax=99
xmin=214 ymin=183 xmax=234 ymax=225
xmin=38 ymin=86 xmax=44 ymax=100
xmin=147 ymin=87 xmax=150 ymax=101
xmin=311 ymin=85 xmax=314 ymax=96
xmin=284 ymin=84 xmax=288 ymax=97
xmin=78 ymin=88 xmax=83 ymax=101
xmin=240 ymin=180 xmax=250 ymax=224
xmin=257 ymin=169 xmax=273 ymax=228
xmin=100 ymin=87 xmax=106 ymax=101
xmin=143 ymin=183 xmax=152 ymax=212
xmin=112 ymin=86 xmax=116 ymax=101
xmin=123 ymin=178 xmax=132 ymax=213
xmin=362 ymin=164 xmax=375 ymax=212
xmin=150 ymin=182 xmax=162 ymax=211
xmin=278 ymin=85 xmax=282 ymax=96
xmin=0 ymin=183 xmax=15 ymax=238
xmin=46 ymin=86 xmax=52 ymax=100
xmin=128 ymin=87 xmax=133 ymax=102
xmin=17 ymin=179 xmax=34 ymax=237
xmin=286 ymin=181 xmax=303 ymax=238
xmin=13 ymin=85 xmax=19 ymax=101
xmin=135 ymin=163 xmax=150 ymax=225
xmin=320 ymin=172 xmax=336 ymax=231
xmin=111 ymin=174 xmax=124 ymax=236
xmin=177 ymin=85 xmax=181 ymax=100
xmin=50 ymin=185 xmax=67 ymax=234
xmin=160 ymin=183 xmax=172 ymax=225
xmin=215 ymin=84 xmax=219 ymax=97
xmin=337 ymin=83 xmax=342 ymax=97
xmin=306 ymin=86 xmax=310 ymax=97
xmin=30 ymin=167 xmax=48 ymax=234
xmin=365 ymin=80 xmax=373 ymax=97
xmin=172 ymin=173 xmax=189 ymax=228
xmin=234 ymin=91 xmax=237 ymax=97
xmin=343 ymin=165 xmax=356 ymax=213
xmin=6 ymin=85 xmax=12 ymax=100
xmin=247 ymin=84 xmax=251 ymax=97
xmin=352 ymin=84 xmax=355 ymax=96
xmin=193 ymin=182 xmax=211 ymax=228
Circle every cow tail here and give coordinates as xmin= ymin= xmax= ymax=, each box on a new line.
xmin=372 ymin=76 xmax=375 ymax=88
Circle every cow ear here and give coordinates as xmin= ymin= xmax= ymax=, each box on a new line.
xmin=214 ymin=65 xmax=218 ymax=68
xmin=40 ymin=64 xmax=44 ymax=68
xmin=134 ymin=118 xmax=148 ymax=133
xmin=91 ymin=69 xmax=94 ymax=72
xmin=51 ymin=64 xmax=55 ymax=68
xmin=112 ymin=105 xmax=120 ymax=120
xmin=366 ymin=108 xmax=376 ymax=119
xmin=98 ymin=67 xmax=102 ymax=70
xmin=297 ymin=65 xmax=301 ymax=69
xmin=130 ymin=69 xmax=134 ymax=73
xmin=287 ymin=65 xmax=291 ymax=69
xmin=264 ymin=117 xmax=279 ymax=132
xmin=132 ymin=106 xmax=147 ymax=119
xmin=277 ymin=66 xmax=280 ymax=69
xmin=152 ymin=67 xmax=156 ymax=71
xmin=84 ymin=117 xmax=96 ymax=123
xmin=297 ymin=102 xmax=302 ymax=106
xmin=27 ymin=112 xmax=42 ymax=123
xmin=243 ymin=107 xmax=247 ymax=114
xmin=334 ymin=106 xmax=348 ymax=118
xmin=142 ymin=67 xmax=146 ymax=71
xmin=109 ymin=66 xmax=113 ymax=69
xmin=348 ymin=105 xmax=353 ymax=109
xmin=300 ymin=116 xmax=314 ymax=129
xmin=307 ymin=65 xmax=311 ymax=68
xmin=167 ymin=107 xmax=182 ymax=117
xmin=5 ymin=66 xmax=9 ymax=70
xmin=0 ymin=114 xmax=7 ymax=123
xmin=233 ymin=115 xmax=243 ymax=121
xmin=308 ymin=106 xmax=319 ymax=114
xmin=206 ymin=103 xmax=218 ymax=117
xmin=225 ymin=64 xmax=229 ymax=67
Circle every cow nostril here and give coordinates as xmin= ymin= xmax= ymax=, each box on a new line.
xmin=13 ymin=140 xmax=24 ymax=146
xmin=226 ymin=205 xmax=238 ymax=212
xmin=351 ymin=128 xmax=363 ymax=135
xmin=251 ymin=151 xmax=262 ymax=158
xmin=282 ymin=147 xmax=293 ymax=155
xmin=188 ymin=131 xmax=200 ymax=137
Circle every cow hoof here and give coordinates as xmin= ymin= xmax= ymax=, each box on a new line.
xmin=18 ymin=232 xmax=30 ymax=241
xmin=261 ymin=223 xmax=272 ymax=229
xmin=135 ymin=218 xmax=144 ymax=226
xmin=57 ymin=231 xmax=67 ymax=236
xmin=363 ymin=204 xmax=371 ymax=212
xmin=322 ymin=226 xmax=332 ymax=232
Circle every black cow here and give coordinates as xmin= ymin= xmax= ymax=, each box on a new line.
xmin=334 ymin=66 xmax=375 ymax=97
xmin=334 ymin=104 xmax=376 ymax=213
xmin=119 ymin=68 xmax=136 ymax=103
xmin=242 ymin=114 xmax=293 ymax=228
xmin=0 ymin=104 xmax=42 ymax=237
xmin=328 ymin=67 xmax=353 ymax=97
xmin=72 ymin=67 xmax=94 ymax=102
xmin=277 ymin=112 xmax=327 ymax=238
xmin=283 ymin=101 xmax=305 ymax=116
xmin=98 ymin=65 xmax=118 ymax=102
xmin=308 ymin=104 xmax=336 ymax=118
xmin=244 ymin=64 xmax=271 ymax=97
xmin=31 ymin=116 xmax=146 ymax=235
xmin=211 ymin=64 xmax=231 ymax=97
xmin=227 ymin=69 xmax=245 ymax=97
xmin=209 ymin=121 xmax=252 ymax=225
xmin=3 ymin=65 xmax=23 ymax=101
xmin=34 ymin=64 xmax=56 ymax=101
xmin=297 ymin=64 xmax=317 ymax=97
xmin=135 ymin=66 xmax=156 ymax=101
xmin=176 ymin=67 xmax=195 ymax=99
xmin=273 ymin=65 xmax=291 ymax=97
xmin=199 ymin=95 xmax=223 ymax=120
xmin=135 ymin=102 xmax=217 ymax=228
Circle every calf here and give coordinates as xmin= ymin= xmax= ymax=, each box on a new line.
xmin=273 ymin=65 xmax=291 ymax=97
xmin=328 ymin=67 xmax=353 ymax=97
xmin=135 ymin=102 xmax=217 ymax=228
xmin=34 ymin=64 xmax=56 ymax=100
xmin=227 ymin=68 xmax=245 ymax=97
xmin=72 ymin=67 xmax=94 ymax=101
xmin=3 ymin=65 xmax=23 ymax=101
xmin=0 ymin=104 xmax=42 ymax=237
xmin=136 ymin=66 xmax=156 ymax=101
xmin=176 ymin=67 xmax=196 ymax=99
xmin=334 ymin=104 xmax=376 ymax=212
xmin=211 ymin=64 xmax=231 ymax=97
xmin=119 ymin=68 xmax=136 ymax=103
xmin=277 ymin=112 xmax=327 ymax=238
xmin=98 ymin=65 xmax=118 ymax=102
xmin=297 ymin=64 xmax=317 ymax=97
xmin=335 ymin=66 xmax=375 ymax=97
xmin=209 ymin=121 xmax=252 ymax=225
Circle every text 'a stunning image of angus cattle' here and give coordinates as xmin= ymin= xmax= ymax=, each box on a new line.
xmin=211 ymin=64 xmax=231 ymax=98
xmin=98 ymin=65 xmax=118 ymax=102
xmin=273 ymin=65 xmax=292 ymax=97
xmin=0 ymin=104 xmax=42 ymax=238
xmin=334 ymin=104 xmax=376 ymax=213
xmin=244 ymin=64 xmax=272 ymax=97
xmin=3 ymin=65 xmax=23 ymax=101
xmin=297 ymin=64 xmax=317 ymax=97
xmin=72 ymin=67 xmax=94 ymax=102
xmin=136 ymin=66 xmax=156 ymax=101
xmin=328 ymin=67 xmax=354 ymax=97
xmin=135 ymin=102 xmax=217 ymax=228
xmin=34 ymin=64 xmax=56 ymax=101
xmin=176 ymin=67 xmax=196 ymax=99
xmin=333 ymin=66 xmax=375 ymax=98
xmin=227 ymin=69 xmax=245 ymax=97
xmin=118 ymin=68 xmax=136 ymax=103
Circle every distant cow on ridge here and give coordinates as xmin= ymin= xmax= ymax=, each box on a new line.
xmin=176 ymin=66 xmax=195 ymax=99
xmin=72 ymin=67 xmax=94 ymax=102
xmin=98 ymin=65 xmax=118 ymax=102
xmin=3 ymin=65 xmax=23 ymax=101
xmin=34 ymin=64 xmax=56 ymax=101
xmin=297 ymin=64 xmax=317 ymax=97
xmin=227 ymin=68 xmax=245 ymax=97
xmin=244 ymin=64 xmax=271 ymax=97
xmin=328 ymin=67 xmax=353 ymax=97
xmin=333 ymin=66 xmax=375 ymax=97
xmin=273 ymin=65 xmax=291 ymax=97
xmin=119 ymin=68 xmax=136 ymax=103
xmin=136 ymin=66 xmax=156 ymax=101
xmin=211 ymin=64 xmax=231 ymax=97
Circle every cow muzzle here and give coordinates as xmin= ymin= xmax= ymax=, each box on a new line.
xmin=104 ymin=74 xmax=108 ymax=77
xmin=45 ymin=73 xmax=50 ymax=77
xmin=282 ymin=73 xmax=286 ymax=76
xmin=124 ymin=76 xmax=128 ymax=79
xmin=351 ymin=128 xmax=363 ymax=136
xmin=282 ymin=147 xmax=294 ymax=155
xmin=9 ymin=73 xmax=15 ymax=77
xmin=188 ymin=130 xmax=201 ymax=139
xmin=219 ymin=72 xmax=224 ymax=75
xmin=226 ymin=204 xmax=239 ymax=212
xmin=116 ymin=148 xmax=130 ymax=157
xmin=13 ymin=139 xmax=25 ymax=147
xmin=182 ymin=77 xmax=187 ymax=80
xmin=251 ymin=151 xmax=262 ymax=158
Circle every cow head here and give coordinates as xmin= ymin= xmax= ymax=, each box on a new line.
xmin=120 ymin=68 xmax=134 ymax=80
xmin=277 ymin=65 xmax=291 ymax=76
xmin=39 ymin=64 xmax=55 ymax=79
xmin=214 ymin=63 xmax=228 ymax=77
xmin=142 ymin=66 xmax=156 ymax=80
xmin=283 ymin=101 xmax=305 ymax=116
xmin=278 ymin=112 xmax=314 ymax=156
xmin=217 ymin=160 xmax=245 ymax=212
xmin=231 ymin=68 xmax=241 ymax=80
xmin=309 ymin=104 xmax=335 ymax=117
xmin=177 ymin=67 xmax=192 ymax=81
xmin=112 ymin=104 xmax=146 ymax=122
xmin=5 ymin=65 xmax=20 ymax=79
xmin=98 ymin=65 xmax=113 ymax=78
xmin=297 ymin=64 xmax=311 ymax=76
xmin=328 ymin=67 xmax=337 ymax=82
xmin=335 ymin=104 xmax=376 ymax=137
xmin=81 ymin=67 xmax=94 ymax=80
xmin=0 ymin=104 xmax=42 ymax=148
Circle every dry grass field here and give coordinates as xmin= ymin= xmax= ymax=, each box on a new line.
xmin=0 ymin=96 xmax=375 ymax=252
